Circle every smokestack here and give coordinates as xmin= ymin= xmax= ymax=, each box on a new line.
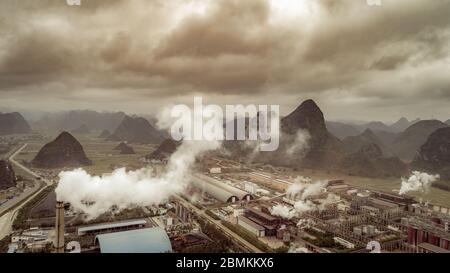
xmin=54 ymin=201 xmax=65 ymax=253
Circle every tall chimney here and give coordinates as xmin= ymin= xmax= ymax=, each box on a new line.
xmin=54 ymin=201 xmax=65 ymax=253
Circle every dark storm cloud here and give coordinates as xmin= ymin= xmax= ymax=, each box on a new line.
xmin=0 ymin=0 xmax=449 ymax=120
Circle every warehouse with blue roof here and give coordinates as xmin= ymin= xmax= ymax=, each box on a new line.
xmin=95 ymin=227 xmax=172 ymax=253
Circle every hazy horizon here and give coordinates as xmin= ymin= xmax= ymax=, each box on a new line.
xmin=0 ymin=104 xmax=442 ymax=126
xmin=1 ymin=0 xmax=450 ymax=122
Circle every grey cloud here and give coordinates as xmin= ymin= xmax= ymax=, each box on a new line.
xmin=0 ymin=0 xmax=449 ymax=121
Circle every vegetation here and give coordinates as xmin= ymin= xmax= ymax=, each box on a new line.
xmin=274 ymin=245 xmax=290 ymax=253
xmin=12 ymin=186 xmax=55 ymax=230
xmin=302 ymin=228 xmax=345 ymax=249
xmin=221 ymin=221 xmax=271 ymax=252
xmin=0 ymin=144 xmax=12 ymax=155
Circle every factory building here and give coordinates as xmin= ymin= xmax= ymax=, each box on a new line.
xmin=417 ymin=243 xmax=450 ymax=253
xmin=175 ymin=202 xmax=192 ymax=223
xmin=209 ymin=167 xmax=222 ymax=174
xmin=371 ymin=191 xmax=415 ymax=208
xmin=77 ymin=219 xmax=148 ymax=236
xmin=351 ymin=195 xmax=400 ymax=215
xmin=244 ymin=207 xmax=279 ymax=236
xmin=191 ymin=173 xmax=253 ymax=203
xmin=406 ymin=217 xmax=450 ymax=251
xmin=333 ymin=237 xmax=355 ymax=249
xmin=10 ymin=228 xmax=54 ymax=252
xmin=237 ymin=216 xmax=265 ymax=237
xmin=353 ymin=225 xmax=376 ymax=236
xmin=95 ymin=227 xmax=172 ymax=253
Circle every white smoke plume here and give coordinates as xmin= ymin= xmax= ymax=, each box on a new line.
xmin=270 ymin=177 xmax=329 ymax=218
xmin=56 ymin=105 xmax=223 ymax=219
xmin=317 ymin=193 xmax=340 ymax=210
xmin=286 ymin=177 xmax=326 ymax=200
xmin=399 ymin=171 xmax=440 ymax=195
xmin=293 ymin=200 xmax=317 ymax=213
xmin=56 ymin=140 xmax=220 ymax=219
xmin=270 ymin=204 xmax=297 ymax=219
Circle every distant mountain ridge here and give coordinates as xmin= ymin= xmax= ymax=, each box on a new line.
xmin=0 ymin=112 xmax=32 ymax=135
xmin=413 ymin=127 xmax=450 ymax=180
xmin=108 ymin=115 xmax=164 ymax=144
xmin=222 ymin=99 xmax=407 ymax=178
xmin=390 ymin=117 xmax=421 ymax=133
xmin=342 ymin=129 xmax=393 ymax=157
xmin=340 ymin=143 xmax=407 ymax=178
xmin=71 ymin=124 xmax=90 ymax=134
xmin=326 ymin=121 xmax=360 ymax=140
xmin=391 ymin=120 xmax=449 ymax=162
xmin=33 ymin=110 xmax=126 ymax=132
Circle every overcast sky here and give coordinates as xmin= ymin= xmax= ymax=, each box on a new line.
xmin=0 ymin=0 xmax=449 ymax=122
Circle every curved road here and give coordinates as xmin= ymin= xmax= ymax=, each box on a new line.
xmin=0 ymin=144 xmax=52 ymax=240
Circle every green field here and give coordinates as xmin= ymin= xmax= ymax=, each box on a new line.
xmin=14 ymin=133 xmax=157 ymax=176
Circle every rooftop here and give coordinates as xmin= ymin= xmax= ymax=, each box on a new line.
xmin=95 ymin=227 xmax=172 ymax=253
xmin=78 ymin=219 xmax=147 ymax=234
xmin=418 ymin=243 xmax=450 ymax=253
xmin=247 ymin=207 xmax=277 ymax=221
xmin=238 ymin=216 xmax=265 ymax=231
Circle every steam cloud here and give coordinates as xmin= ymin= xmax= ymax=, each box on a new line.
xmin=286 ymin=177 xmax=326 ymax=200
xmin=56 ymin=140 xmax=220 ymax=219
xmin=270 ymin=177 xmax=334 ymax=219
xmin=399 ymin=171 xmax=440 ymax=195
xmin=56 ymin=105 xmax=226 ymax=219
xmin=270 ymin=204 xmax=297 ymax=220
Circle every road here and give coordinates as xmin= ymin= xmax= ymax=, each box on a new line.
xmin=0 ymin=182 xmax=42 ymax=216
xmin=174 ymin=195 xmax=264 ymax=253
xmin=0 ymin=144 xmax=52 ymax=240
xmin=9 ymin=144 xmax=51 ymax=186
xmin=0 ymin=212 xmax=12 ymax=239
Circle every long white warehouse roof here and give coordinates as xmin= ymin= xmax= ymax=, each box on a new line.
xmin=191 ymin=173 xmax=253 ymax=203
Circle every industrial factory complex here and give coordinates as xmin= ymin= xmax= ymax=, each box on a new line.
xmin=3 ymin=155 xmax=450 ymax=254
